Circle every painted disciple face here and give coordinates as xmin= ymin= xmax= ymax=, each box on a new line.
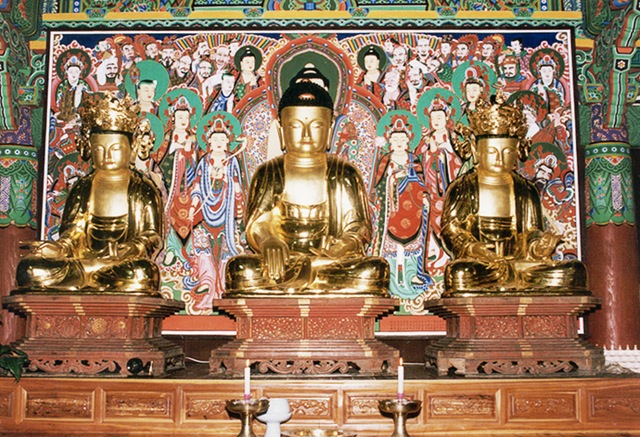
xmin=416 ymin=38 xmax=430 ymax=57
xmin=510 ymin=39 xmax=523 ymax=54
xmin=456 ymin=43 xmax=470 ymax=60
xmin=465 ymin=82 xmax=482 ymax=103
xmin=392 ymin=45 xmax=408 ymax=68
xmin=198 ymin=60 xmax=213 ymax=80
xmin=208 ymin=132 xmax=230 ymax=153
xmin=481 ymin=43 xmax=494 ymax=58
xmin=221 ymin=74 xmax=235 ymax=94
xmin=408 ymin=68 xmax=423 ymax=87
xmin=90 ymin=133 xmax=132 ymax=172
xmin=214 ymin=46 xmax=230 ymax=69
xmin=477 ymin=137 xmax=519 ymax=175
xmin=104 ymin=59 xmax=118 ymax=81
xmin=121 ymin=44 xmax=135 ymax=61
xmin=389 ymin=131 xmax=410 ymax=152
xmin=145 ymin=43 xmax=159 ymax=59
xmin=177 ymin=55 xmax=192 ymax=76
xmin=173 ymin=109 xmax=191 ymax=132
xmin=440 ymin=42 xmax=452 ymax=56
xmin=384 ymin=70 xmax=400 ymax=89
xmin=279 ymin=106 xmax=332 ymax=156
xmin=138 ymin=82 xmax=157 ymax=105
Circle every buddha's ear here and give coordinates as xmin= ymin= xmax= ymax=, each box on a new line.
xmin=275 ymin=119 xmax=285 ymax=151
xmin=327 ymin=116 xmax=336 ymax=151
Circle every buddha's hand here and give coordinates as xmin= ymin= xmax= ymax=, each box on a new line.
xmin=466 ymin=241 xmax=499 ymax=262
xmin=261 ymin=236 xmax=290 ymax=281
xmin=321 ymin=235 xmax=363 ymax=259
xmin=116 ymin=241 xmax=145 ymax=260
xmin=30 ymin=240 xmax=71 ymax=259
xmin=528 ymin=232 xmax=560 ymax=260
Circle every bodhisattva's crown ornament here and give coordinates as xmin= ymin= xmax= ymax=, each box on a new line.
xmin=77 ymin=92 xmax=141 ymax=159
xmin=467 ymin=90 xmax=528 ymax=139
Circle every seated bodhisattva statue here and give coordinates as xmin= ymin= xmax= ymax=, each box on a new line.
xmin=441 ymin=92 xmax=588 ymax=296
xmin=16 ymin=92 xmax=164 ymax=294
xmin=225 ymin=68 xmax=389 ymax=296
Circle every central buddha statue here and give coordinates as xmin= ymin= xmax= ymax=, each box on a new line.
xmin=225 ymin=68 xmax=389 ymax=296
xmin=441 ymin=92 xmax=588 ymax=296
xmin=16 ymin=92 xmax=164 ymax=294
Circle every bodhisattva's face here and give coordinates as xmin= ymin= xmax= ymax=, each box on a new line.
xmin=389 ymin=132 xmax=410 ymax=152
xmin=280 ymin=106 xmax=333 ymax=156
xmin=208 ymin=132 xmax=230 ymax=153
xmin=91 ymin=133 xmax=132 ymax=172
xmin=477 ymin=137 xmax=519 ymax=176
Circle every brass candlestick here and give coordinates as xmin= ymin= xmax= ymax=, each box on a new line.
xmin=378 ymin=398 xmax=422 ymax=437
xmin=226 ymin=398 xmax=270 ymax=437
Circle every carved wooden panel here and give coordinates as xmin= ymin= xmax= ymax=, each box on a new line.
xmin=253 ymin=317 xmax=303 ymax=340
xmin=475 ymin=316 xmax=519 ymax=339
xmin=183 ymin=391 xmax=233 ymax=421
xmin=0 ymin=390 xmax=13 ymax=417
xmin=104 ymin=390 xmax=173 ymax=419
xmin=25 ymin=391 xmax=94 ymax=420
xmin=588 ymin=388 xmax=640 ymax=421
xmin=507 ymin=391 xmax=578 ymax=421
xmin=262 ymin=387 xmax=336 ymax=421
xmin=308 ymin=317 xmax=361 ymax=339
xmin=427 ymin=393 xmax=497 ymax=420
xmin=523 ymin=315 xmax=567 ymax=338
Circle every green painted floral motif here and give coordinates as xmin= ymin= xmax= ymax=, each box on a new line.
xmin=0 ymin=145 xmax=38 ymax=228
xmin=585 ymin=143 xmax=635 ymax=226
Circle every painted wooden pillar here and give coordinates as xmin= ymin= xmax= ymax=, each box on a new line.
xmin=0 ymin=144 xmax=38 ymax=344
xmin=584 ymin=139 xmax=640 ymax=349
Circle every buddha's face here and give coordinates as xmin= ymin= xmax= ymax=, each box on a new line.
xmin=364 ymin=54 xmax=380 ymax=72
xmin=477 ymin=137 xmax=518 ymax=175
xmin=91 ymin=133 xmax=132 ymax=171
xmin=279 ymin=106 xmax=332 ymax=156
xmin=240 ymin=55 xmax=256 ymax=73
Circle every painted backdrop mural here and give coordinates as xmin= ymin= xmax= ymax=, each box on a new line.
xmin=43 ymin=29 xmax=580 ymax=314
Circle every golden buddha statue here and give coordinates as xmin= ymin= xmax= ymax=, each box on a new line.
xmin=441 ymin=92 xmax=587 ymax=296
xmin=225 ymin=68 xmax=389 ymax=296
xmin=16 ymin=92 xmax=164 ymax=294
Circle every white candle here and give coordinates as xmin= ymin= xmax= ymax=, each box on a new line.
xmin=397 ymin=358 xmax=404 ymax=399
xmin=244 ymin=360 xmax=251 ymax=400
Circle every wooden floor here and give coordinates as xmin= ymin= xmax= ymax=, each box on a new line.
xmin=1 ymin=363 xmax=639 ymax=435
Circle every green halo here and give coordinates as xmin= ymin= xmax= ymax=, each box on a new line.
xmin=417 ymin=88 xmax=463 ymax=129
xmin=376 ymin=109 xmax=422 ymax=152
xmin=158 ymin=89 xmax=203 ymax=128
xmin=124 ymin=60 xmax=170 ymax=101
xmin=451 ymin=60 xmax=497 ymax=100
xmin=196 ymin=111 xmax=243 ymax=153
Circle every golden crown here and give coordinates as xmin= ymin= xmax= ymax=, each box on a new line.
xmin=467 ymin=90 xmax=528 ymax=139
xmin=80 ymin=92 xmax=140 ymax=134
